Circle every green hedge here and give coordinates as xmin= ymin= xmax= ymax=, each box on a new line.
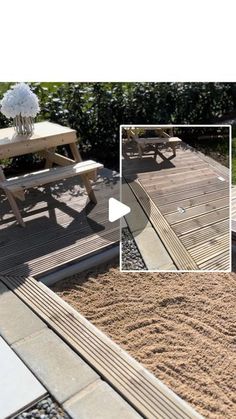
xmin=1 ymin=82 xmax=236 ymax=170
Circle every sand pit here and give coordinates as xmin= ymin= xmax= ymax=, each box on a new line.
xmin=52 ymin=260 xmax=236 ymax=418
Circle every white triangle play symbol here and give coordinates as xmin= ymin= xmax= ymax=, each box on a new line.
xmin=109 ymin=198 xmax=131 ymax=222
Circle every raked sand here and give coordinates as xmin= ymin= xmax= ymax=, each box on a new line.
xmin=52 ymin=260 xmax=236 ymax=419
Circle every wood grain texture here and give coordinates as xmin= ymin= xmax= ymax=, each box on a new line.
xmin=1 ymin=161 xmax=103 ymax=193
xmin=0 ymin=122 xmax=77 ymax=159
xmin=123 ymin=144 xmax=230 ymax=271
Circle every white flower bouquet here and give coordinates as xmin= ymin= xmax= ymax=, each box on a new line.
xmin=0 ymin=83 xmax=40 ymax=135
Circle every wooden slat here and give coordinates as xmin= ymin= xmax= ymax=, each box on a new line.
xmin=172 ymin=208 xmax=229 ymax=237
xmin=189 ymin=234 xmax=229 ymax=265
xmin=165 ymin=197 xmax=229 ymax=225
xmin=151 ymin=180 xmax=227 ymax=205
xmin=123 ymin=141 xmax=229 ymax=271
xmin=142 ymin=172 xmax=220 ymax=192
xmin=1 ymin=225 xmax=119 ymax=275
xmin=181 ymin=220 xmax=229 ymax=250
xmin=199 ymin=251 xmax=230 ymax=271
xmin=0 ymin=122 xmax=77 ymax=159
xmin=136 ymin=137 xmax=181 ymax=145
xmin=1 ymin=161 xmax=103 ymax=193
xmin=140 ymin=167 xmax=217 ymax=188
xmin=137 ymin=163 xmax=207 ymax=179
xmin=127 ymin=180 xmax=198 ymax=270
xmin=0 ymin=274 xmax=202 ymax=419
xmin=159 ymin=189 xmax=229 ymax=215
xmin=38 ymin=150 xmax=75 ymax=166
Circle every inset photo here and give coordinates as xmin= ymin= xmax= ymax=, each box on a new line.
xmin=121 ymin=125 xmax=231 ymax=272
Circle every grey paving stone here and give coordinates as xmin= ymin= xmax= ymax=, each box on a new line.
xmin=125 ymin=200 xmax=152 ymax=233
xmin=134 ymin=226 xmax=176 ymax=270
xmin=0 ymin=336 xmax=46 ymax=419
xmin=0 ymin=281 xmax=47 ymax=344
xmin=63 ymin=381 xmax=142 ymax=419
xmin=13 ymin=328 xmax=99 ymax=404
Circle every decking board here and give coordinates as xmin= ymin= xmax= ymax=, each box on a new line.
xmin=0 ymin=172 xmax=120 ymax=277
xmin=123 ymin=144 xmax=230 ymax=271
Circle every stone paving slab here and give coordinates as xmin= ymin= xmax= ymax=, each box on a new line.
xmin=134 ymin=225 xmax=176 ymax=270
xmin=123 ymin=183 xmax=176 ymax=270
xmin=63 ymin=380 xmax=142 ymax=419
xmin=0 ymin=336 xmax=46 ymax=419
xmin=13 ymin=328 xmax=99 ymax=404
xmin=0 ymin=281 xmax=47 ymax=344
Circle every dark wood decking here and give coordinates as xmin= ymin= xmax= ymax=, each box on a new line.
xmin=123 ymin=144 xmax=230 ymax=271
xmin=0 ymin=169 xmax=120 ymax=276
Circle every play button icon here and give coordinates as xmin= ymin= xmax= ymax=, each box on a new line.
xmin=109 ymin=198 xmax=131 ymax=222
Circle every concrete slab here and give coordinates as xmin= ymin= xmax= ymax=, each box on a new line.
xmin=13 ymin=329 xmax=99 ymax=404
xmin=63 ymin=381 xmax=141 ymax=419
xmin=0 ymin=281 xmax=47 ymax=344
xmin=0 ymin=336 xmax=46 ymax=419
xmin=134 ymin=226 xmax=176 ymax=270
xmin=125 ymin=200 xmax=152 ymax=233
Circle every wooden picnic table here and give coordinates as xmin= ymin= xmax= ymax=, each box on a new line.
xmin=124 ymin=126 xmax=182 ymax=158
xmin=0 ymin=121 xmax=103 ymax=227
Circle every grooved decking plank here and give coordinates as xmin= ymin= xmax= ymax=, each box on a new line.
xmin=159 ymin=189 xmax=229 ymax=215
xmin=189 ymin=234 xmax=229 ymax=265
xmin=141 ymin=168 xmax=217 ymax=189
xmin=151 ymin=182 xmax=228 ymax=205
xmin=0 ymin=210 xmax=112 ymax=261
xmin=172 ymin=208 xmax=229 ymax=237
xmin=181 ymin=220 xmax=229 ymax=250
xmin=2 ymin=228 xmax=119 ymax=276
xmin=0 ymin=172 xmax=120 ymax=277
xmin=143 ymin=176 xmax=224 ymax=196
xmin=165 ymin=197 xmax=229 ymax=225
xmin=0 ymin=274 xmax=202 ymax=419
xmin=127 ymin=180 xmax=198 ymax=270
xmin=199 ymin=250 xmax=230 ymax=270
xmin=231 ymin=187 xmax=236 ymax=233
xmin=138 ymin=163 xmax=207 ymax=179
xmin=123 ymin=141 xmax=229 ymax=271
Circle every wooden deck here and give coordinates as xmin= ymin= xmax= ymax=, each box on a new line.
xmin=0 ymin=169 xmax=119 ymax=277
xmin=123 ymin=143 xmax=230 ymax=271
xmin=231 ymin=186 xmax=236 ymax=234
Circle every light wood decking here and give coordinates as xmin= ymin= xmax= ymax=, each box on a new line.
xmin=231 ymin=186 xmax=236 ymax=234
xmin=123 ymin=144 xmax=230 ymax=271
xmin=0 ymin=170 xmax=119 ymax=277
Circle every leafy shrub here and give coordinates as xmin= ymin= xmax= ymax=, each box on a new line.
xmin=0 ymin=82 xmax=236 ymax=171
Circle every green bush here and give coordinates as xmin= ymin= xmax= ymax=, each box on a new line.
xmin=0 ymin=82 xmax=236 ymax=171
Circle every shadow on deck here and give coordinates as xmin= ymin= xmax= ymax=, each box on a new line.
xmin=0 ymin=168 xmax=120 ymax=277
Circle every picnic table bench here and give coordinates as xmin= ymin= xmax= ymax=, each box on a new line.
xmin=0 ymin=121 xmax=103 ymax=227
xmin=124 ymin=126 xmax=182 ymax=158
xmin=135 ymin=136 xmax=182 ymax=158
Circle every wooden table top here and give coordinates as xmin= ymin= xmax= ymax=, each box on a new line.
xmin=0 ymin=121 xmax=77 ymax=159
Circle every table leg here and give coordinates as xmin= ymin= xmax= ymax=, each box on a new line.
xmin=0 ymin=167 xmax=25 ymax=227
xmin=137 ymin=143 xmax=143 ymax=159
xmin=44 ymin=147 xmax=56 ymax=169
xmin=69 ymin=142 xmax=97 ymax=204
xmin=171 ymin=144 xmax=176 ymax=156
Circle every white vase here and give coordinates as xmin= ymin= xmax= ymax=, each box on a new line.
xmin=14 ymin=115 xmax=34 ymax=136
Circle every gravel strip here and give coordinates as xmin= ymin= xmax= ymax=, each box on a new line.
xmin=121 ymin=227 xmax=147 ymax=270
xmin=16 ymin=396 xmax=69 ymax=419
